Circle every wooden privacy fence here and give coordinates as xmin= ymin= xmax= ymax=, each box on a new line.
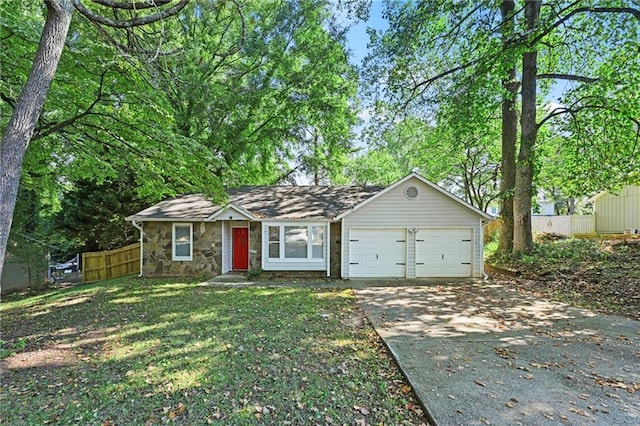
xmin=531 ymin=215 xmax=595 ymax=237
xmin=82 ymin=243 xmax=140 ymax=283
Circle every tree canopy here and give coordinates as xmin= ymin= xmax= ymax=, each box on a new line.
xmin=362 ymin=0 xmax=639 ymax=252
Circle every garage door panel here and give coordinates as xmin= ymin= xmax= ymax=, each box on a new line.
xmin=349 ymin=228 xmax=406 ymax=278
xmin=416 ymin=228 xmax=472 ymax=277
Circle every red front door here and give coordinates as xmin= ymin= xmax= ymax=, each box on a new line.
xmin=232 ymin=228 xmax=249 ymax=270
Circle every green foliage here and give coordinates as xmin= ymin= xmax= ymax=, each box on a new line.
xmin=245 ymin=268 xmax=263 ymax=280
xmin=344 ymin=149 xmax=406 ymax=185
xmin=127 ymin=0 xmax=359 ymax=187
xmin=2 ymin=0 xmax=362 ymax=260
xmin=0 ymin=338 xmax=27 ymax=359
xmin=52 ymin=173 xmax=157 ymax=256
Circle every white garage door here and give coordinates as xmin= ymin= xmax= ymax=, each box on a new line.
xmin=349 ymin=228 xmax=406 ymax=277
xmin=416 ymin=228 xmax=472 ymax=277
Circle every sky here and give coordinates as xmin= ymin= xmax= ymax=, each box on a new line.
xmin=344 ymin=1 xmax=388 ymax=67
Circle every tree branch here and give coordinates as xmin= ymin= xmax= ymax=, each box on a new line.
xmin=0 ymin=92 xmax=17 ymax=109
xmin=32 ymin=71 xmax=108 ymax=140
xmin=530 ymin=6 xmax=640 ymax=46
xmin=90 ymin=0 xmax=174 ymax=10
xmin=538 ymin=102 xmax=640 ymax=129
xmin=537 ymin=73 xmax=598 ymax=83
xmin=214 ymin=0 xmax=246 ymax=58
xmin=72 ymin=0 xmax=189 ymax=28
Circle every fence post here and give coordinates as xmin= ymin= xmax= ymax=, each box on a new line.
xmin=81 ymin=252 xmax=86 ymax=282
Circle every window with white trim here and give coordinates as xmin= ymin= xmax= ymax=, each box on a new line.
xmin=172 ymin=223 xmax=193 ymax=261
xmin=266 ymin=223 xmax=326 ymax=261
xmin=268 ymin=225 xmax=280 ymax=258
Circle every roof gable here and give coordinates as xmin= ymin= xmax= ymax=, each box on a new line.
xmin=336 ymin=172 xmax=493 ymax=221
xmin=206 ymin=204 xmax=254 ymax=221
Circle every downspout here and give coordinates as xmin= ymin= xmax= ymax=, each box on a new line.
xmin=131 ymin=220 xmax=144 ymax=277
xmin=481 ymin=218 xmax=489 ymax=281
xmin=326 ymin=220 xmax=331 ymax=278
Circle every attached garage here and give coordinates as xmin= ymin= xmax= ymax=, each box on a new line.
xmin=416 ymin=228 xmax=472 ymax=277
xmin=339 ymin=173 xmax=493 ymax=279
xmin=349 ymin=228 xmax=407 ymax=278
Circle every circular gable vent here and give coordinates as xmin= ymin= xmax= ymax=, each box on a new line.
xmin=405 ymin=186 xmax=419 ymax=199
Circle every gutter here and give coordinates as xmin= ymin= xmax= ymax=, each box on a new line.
xmin=131 ymin=220 xmax=144 ymax=278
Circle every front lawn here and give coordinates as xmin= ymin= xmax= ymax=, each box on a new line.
xmin=0 ymin=278 xmax=428 ymax=425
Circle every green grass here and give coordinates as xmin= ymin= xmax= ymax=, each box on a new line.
xmin=0 ymin=277 xmax=427 ymax=425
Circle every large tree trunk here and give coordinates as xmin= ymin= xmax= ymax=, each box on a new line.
xmin=498 ymin=0 xmax=517 ymax=252
xmin=513 ymin=0 xmax=540 ymax=254
xmin=0 ymin=0 xmax=73 ymax=286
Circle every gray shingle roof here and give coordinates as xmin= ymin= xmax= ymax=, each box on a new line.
xmin=126 ymin=194 xmax=219 ymax=221
xmin=127 ymin=185 xmax=383 ymax=221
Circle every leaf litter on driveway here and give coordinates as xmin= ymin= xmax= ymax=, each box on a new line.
xmin=355 ymin=282 xmax=640 ymax=425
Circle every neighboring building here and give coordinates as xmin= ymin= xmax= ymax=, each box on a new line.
xmin=127 ymin=173 xmax=493 ymax=279
xmin=535 ymin=191 xmax=556 ymax=216
xmin=1 ymin=251 xmax=46 ymax=295
xmin=589 ymin=185 xmax=640 ymax=234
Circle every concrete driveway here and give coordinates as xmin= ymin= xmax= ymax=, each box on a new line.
xmin=354 ymin=281 xmax=640 ymax=425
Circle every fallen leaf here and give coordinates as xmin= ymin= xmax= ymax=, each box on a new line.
xmin=568 ymin=407 xmax=590 ymax=417
xmin=353 ymin=405 xmax=370 ymax=415
xmin=177 ymin=402 xmax=186 ymax=415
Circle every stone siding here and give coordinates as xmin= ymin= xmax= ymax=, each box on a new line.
xmin=249 ymin=221 xmax=261 ymax=271
xmin=142 ymin=221 xmax=222 ymax=278
xmin=330 ymin=222 xmax=342 ymax=278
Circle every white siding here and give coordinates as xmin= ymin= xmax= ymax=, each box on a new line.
xmin=215 ymin=206 xmax=251 ymax=221
xmin=595 ymin=186 xmax=640 ymax=233
xmin=221 ymin=222 xmax=232 ymax=273
xmin=341 ymin=177 xmax=485 ymax=278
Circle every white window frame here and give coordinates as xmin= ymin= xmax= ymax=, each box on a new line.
xmin=172 ymin=223 xmax=193 ymax=261
xmin=264 ymin=222 xmax=326 ymax=262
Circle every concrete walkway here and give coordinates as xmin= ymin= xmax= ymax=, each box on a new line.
xmin=354 ymin=281 xmax=640 ymax=426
